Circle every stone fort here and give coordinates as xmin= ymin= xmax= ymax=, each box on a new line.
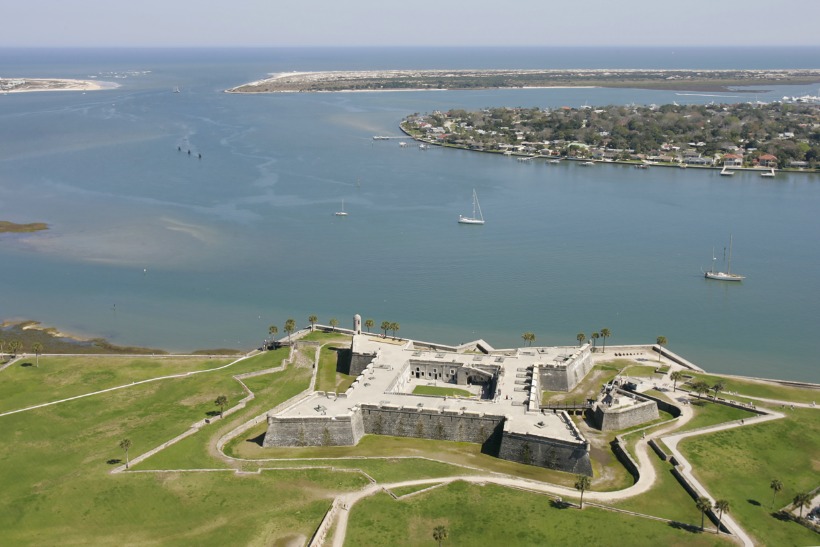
xmin=264 ymin=315 xmax=602 ymax=474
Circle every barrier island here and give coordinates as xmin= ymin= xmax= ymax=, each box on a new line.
xmin=227 ymin=68 xmax=820 ymax=93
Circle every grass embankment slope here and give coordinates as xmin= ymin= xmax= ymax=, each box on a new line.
xmin=679 ymin=406 xmax=820 ymax=546
xmin=0 ymin=349 xmax=365 ymax=545
xmin=309 ymin=331 xmax=356 ymax=394
xmin=346 ymin=481 xmax=733 ymax=547
xmin=0 ymin=355 xmax=232 ymax=413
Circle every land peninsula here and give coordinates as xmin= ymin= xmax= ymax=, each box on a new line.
xmin=0 ymin=78 xmax=112 ymax=93
xmin=0 ymin=221 xmax=48 ymax=233
xmin=400 ymin=101 xmax=820 ymax=170
xmin=227 ymin=68 xmax=820 ymax=93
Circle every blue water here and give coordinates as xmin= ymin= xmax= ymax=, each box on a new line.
xmin=1 ymin=48 xmax=818 ymax=382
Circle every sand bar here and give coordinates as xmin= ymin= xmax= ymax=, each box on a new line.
xmin=1 ymin=78 xmax=118 ymax=93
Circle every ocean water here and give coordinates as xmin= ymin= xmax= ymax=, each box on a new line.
xmin=1 ymin=47 xmax=818 ymax=382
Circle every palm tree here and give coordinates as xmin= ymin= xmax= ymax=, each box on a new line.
xmin=574 ymin=474 xmax=591 ymax=508
xmin=713 ymin=499 xmax=729 ymax=533
xmin=600 ymin=328 xmax=611 ymax=352
xmin=656 ymin=336 xmax=668 ymax=362
xmin=793 ymin=492 xmax=811 ymax=519
xmin=432 ymin=525 xmax=448 ymax=547
xmin=769 ymin=479 xmax=783 ymax=509
xmin=711 ymin=381 xmax=725 ymax=400
xmin=576 ymin=332 xmax=586 ymax=346
xmin=119 ymin=438 xmax=132 ymax=469
xmin=284 ymin=318 xmax=296 ymax=341
xmin=692 ymin=380 xmax=711 ymax=399
xmin=8 ymin=339 xmax=22 ymax=358
xmin=670 ymin=370 xmax=683 ymax=392
xmin=365 ymin=319 xmax=374 ymax=333
xmin=696 ymin=496 xmax=711 ymax=530
xmin=521 ymin=332 xmax=535 ymax=346
xmin=268 ymin=325 xmax=278 ymax=344
xmin=214 ymin=395 xmax=228 ymax=418
xmin=329 ymin=318 xmax=339 ymax=331
xmin=590 ymin=331 xmax=599 ymax=350
xmin=380 ymin=321 xmax=391 ymax=337
xmin=389 ymin=322 xmax=400 ymax=338
xmin=32 ymin=342 xmax=44 ymax=368
xmin=308 ymin=315 xmax=318 ymax=330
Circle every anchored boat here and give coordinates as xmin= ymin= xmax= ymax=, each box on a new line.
xmin=704 ymin=235 xmax=745 ymax=281
xmin=458 ymin=189 xmax=484 ymax=225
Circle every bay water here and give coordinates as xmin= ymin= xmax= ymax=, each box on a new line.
xmin=0 ymin=47 xmax=818 ymax=382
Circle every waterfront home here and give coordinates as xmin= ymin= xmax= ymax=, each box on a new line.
xmin=723 ymin=153 xmax=743 ymax=167
xmin=756 ymin=154 xmax=778 ymax=168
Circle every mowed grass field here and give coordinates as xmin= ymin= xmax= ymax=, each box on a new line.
xmin=0 ymin=355 xmax=233 ymax=413
xmin=678 ymin=407 xmax=820 ymax=547
xmin=0 ymin=348 xmax=368 ymax=545
xmin=346 ymin=481 xmax=733 ymax=547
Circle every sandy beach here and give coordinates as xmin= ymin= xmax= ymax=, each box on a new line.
xmin=0 ymin=78 xmax=118 ymax=93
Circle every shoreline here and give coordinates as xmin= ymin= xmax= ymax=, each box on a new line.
xmin=1 ymin=78 xmax=119 ymax=93
xmin=398 ymin=132 xmax=819 ymax=175
xmin=0 ymin=319 xmax=240 ymax=356
xmin=3 ymin=318 xmax=819 ymax=387
xmin=225 ymin=67 xmax=820 ymax=94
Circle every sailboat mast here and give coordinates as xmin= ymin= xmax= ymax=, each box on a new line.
xmin=728 ymin=235 xmax=733 ymax=275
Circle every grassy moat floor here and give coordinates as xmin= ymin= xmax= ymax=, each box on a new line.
xmin=0 ymin=330 xmax=817 ymax=545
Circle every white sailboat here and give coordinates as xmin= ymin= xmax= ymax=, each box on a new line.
xmin=704 ymin=235 xmax=745 ymax=281
xmin=458 ymin=189 xmax=484 ymax=225
xmin=335 ymin=199 xmax=348 ymax=217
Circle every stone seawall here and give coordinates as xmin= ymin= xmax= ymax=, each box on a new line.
xmin=263 ymin=412 xmax=364 ymax=447
xmin=498 ymin=426 xmax=593 ymax=476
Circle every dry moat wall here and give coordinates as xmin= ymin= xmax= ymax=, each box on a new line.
xmin=264 ymin=404 xmax=591 ymax=475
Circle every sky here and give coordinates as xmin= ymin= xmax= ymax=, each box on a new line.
xmin=3 ymin=0 xmax=820 ymax=48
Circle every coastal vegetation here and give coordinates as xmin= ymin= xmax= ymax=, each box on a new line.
xmin=227 ymin=68 xmax=820 ymax=94
xmin=0 ymin=221 xmax=47 ymax=233
xmin=401 ymin=101 xmax=820 ymax=170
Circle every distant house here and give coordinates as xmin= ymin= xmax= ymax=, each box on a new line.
xmin=757 ymin=154 xmax=778 ymax=168
xmin=723 ymin=153 xmax=743 ymax=167
xmin=684 ymin=156 xmax=714 ymax=165
xmin=789 ymin=160 xmax=809 ymax=168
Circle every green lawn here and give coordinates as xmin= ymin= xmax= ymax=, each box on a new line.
xmin=0 ymin=349 xmax=366 ymax=545
xmin=622 ymin=364 xmax=666 ymax=378
xmin=678 ymin=407 xmax=820 ymax=546
xmin=0 ymin=355 xmax=233 ymax=413
xmin=682 ymin=372 xmax=819 ymax=404
xmin=412 ymin=385 xmax=473 ymax=397
xmin=346 ymin=481 xmax=732 ymax=546
xmin=227 ymin=433 xmax=595 ymax=489
xmin=613 ymin=454 xmax=707 ymax=526
xmin=677 ymin=399 xmax=758 ymax=432
xmin=314 ymin=341 xmax=355 ymax=394
xmin=140 ymin=364 xmax=311 ymax=471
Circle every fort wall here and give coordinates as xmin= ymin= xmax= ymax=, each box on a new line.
xmin=263 ymin=412 xmax=364 ymax=447
xmin=539 ymin=345 xmax=593 ymax=391
xmin=594 ymin=389 xmax=659 ymax=431
xmin=498 ymin=424 xmax=593 ymax=476
xmin=359 ymin=404 xmax=505 ymax=446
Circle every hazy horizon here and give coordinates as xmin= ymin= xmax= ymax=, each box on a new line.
xmin=4 ymin=1 xmax=819 ymax=48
